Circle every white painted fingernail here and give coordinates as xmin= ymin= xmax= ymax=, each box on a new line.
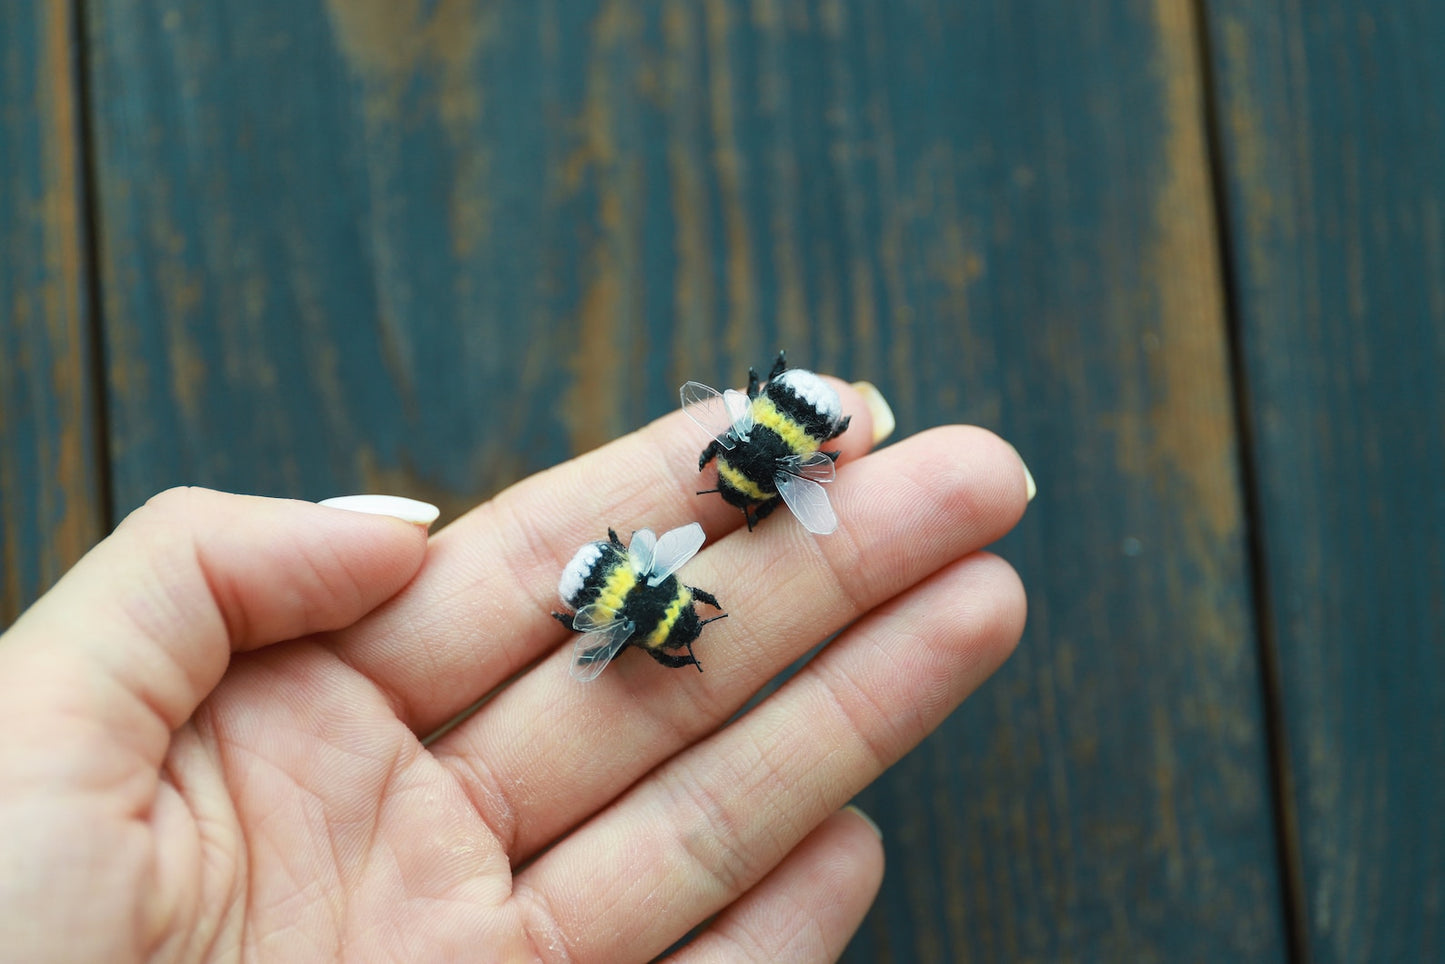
xmin=844 ymin=804 xmax=883 ymax=839
xmin=851 ymin=381 xmax=895 ymax=444
xmin=1001 ymin=442 xmax=1038 ymax=503
xmin=319 ymin=495 xmax=440 ymax=527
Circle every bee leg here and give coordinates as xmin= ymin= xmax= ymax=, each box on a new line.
xmin=744 ymin=506 xmax=757 ymax=531
xmin=699 ymin=440 xmax=722 ymax=471
xmin=647 ymin=647 xmax=703 ymax=672
xmin=687 ymin=589 xmax=722 ymax=609
xmin=551 ymin=611 xmax=576 ymax=630
xmin=823 ymin=449 xmax=841 ymax=462
xmin=607 ymin=528 xmax=626 ymax=549
xmin=747 ymin=366 xmax=762 ymax=399
xmin=767 ymin=350 xmax=787 ymax=381
xmin=827 ymin=413 xmax=852 ymax=442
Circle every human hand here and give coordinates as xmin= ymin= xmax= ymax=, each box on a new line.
xmin=0 ymin=380 xmax=1030 ymax=962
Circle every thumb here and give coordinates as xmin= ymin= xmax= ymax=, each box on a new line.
xmin=0 ymin=487 xmax=435 ymax=748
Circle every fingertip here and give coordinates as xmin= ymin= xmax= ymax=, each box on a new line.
xmin=941 ymin=425 xmax=1034 ymax=528
xmin=824 ymin=807 xmax=887 ymax=890
xmin=843 ymin=803 xmax=884 ymax=842
xmin=961 ymin=551 xmax=1029 ymax=669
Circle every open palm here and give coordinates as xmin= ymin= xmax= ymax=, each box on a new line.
xmin=0 ymin=380 xmax=1029 ymax=962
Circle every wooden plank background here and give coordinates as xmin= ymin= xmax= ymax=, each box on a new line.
xmin=1206 ymin=3 xmax=1445 ymax=961
xmin=3 ymin=0 xmax=1439 ymax=959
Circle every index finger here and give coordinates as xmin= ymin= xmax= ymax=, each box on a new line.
xmin=330 ymin=377 xmax=882 ymax=734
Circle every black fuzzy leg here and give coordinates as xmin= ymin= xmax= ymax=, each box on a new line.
xmin=767 ymin=350 xmax=787 ymax=381
xmin=828 ymin=414 xmax=852 ymax=443
xmin=690 ymin=587 xmax=723 ymax=610
xmin=551 ymin=611 xmax=576 ymax=630
xmin=747 ymin=366 xmax=761 ymax=399
xmin=646 ymin=646 xmax=702 ymax=672
xmin=699 ymin=439 xmax=724 ymax=471
xmin=607 ymin=528 xmax=626 ymax=549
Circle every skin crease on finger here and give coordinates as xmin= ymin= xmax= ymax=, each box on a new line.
xmin=429 ymin=425 xmax=1029 ymax=863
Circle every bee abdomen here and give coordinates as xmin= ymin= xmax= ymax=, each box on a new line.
xmin=767 ymin=369 xmax=843 ymax=438
xmin=557 ymin=542 xmax=635 ymax=618
xmin=558 ymin=542 xmax=606 ymax=607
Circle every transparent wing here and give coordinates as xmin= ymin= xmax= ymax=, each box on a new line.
xmin=722 ymin=389 xmax=754 ymax=440
xmin=570 ymin=602 xmax=623 ymax=633
xmin=645 ymin=522 xmax=706 ymax=586
xmin=780 ymin=451 xmax=837 ymax=483
xmin=775 ymin=471 xmax=839 ymax=535
xmin=570 ymin=619 xmax=636 ymax=682
xmin=681 ymin=381 xmax=739 ymax=450
xmin=629 ymin=528 xmax=657 ymax=575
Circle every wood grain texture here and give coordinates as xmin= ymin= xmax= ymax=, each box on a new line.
xmin=0 ymin=0 xmax=104 ymax=627
xmin=1206 ymin=3 xmax=1445 ymax=960
xmin=83 ymin=0 xmax=1285 ymax=958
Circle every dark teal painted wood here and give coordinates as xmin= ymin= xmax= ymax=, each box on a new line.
xmin=83 ymin=0 xmax=1285 ymax=958
xmin=1206 ymin=3 xmax=1445 ymax=960
xmin=0 ymin=0 xmax=104 ymax=626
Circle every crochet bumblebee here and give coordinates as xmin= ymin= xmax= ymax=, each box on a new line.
xmin=682 ymin=351 xmax=851 ymax=534
xmin=553 ymin=523 xmax=726 ymax=681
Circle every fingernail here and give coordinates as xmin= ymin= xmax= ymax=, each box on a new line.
xmin=319 ymin=495 xmax=440 ymax=527
xmin=844 ymin=804 xmax=883 ymax=840
xmin=851 ymin=381 xmax=896 ymax=444
xmin=999 ymin=445 xmax=1034 ymax=505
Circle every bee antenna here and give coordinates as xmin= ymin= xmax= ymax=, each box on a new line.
xmin=696 ymin=488 xmax=719 ymax=495
xmin=699 ymin=613 xmax=729 ymax=626
xmin=687 ymin=642 xmax=704 ymax=672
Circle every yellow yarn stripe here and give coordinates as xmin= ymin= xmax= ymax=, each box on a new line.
xmin=593 ymin=562 xmax=637 ymax=620
xmin=751 ymin=396 xmax=818 ymax=457
xmin=645 ymin=586 xmax=692 ymax=649
xmin=717 ymin=458 xmax=774 ymax=502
